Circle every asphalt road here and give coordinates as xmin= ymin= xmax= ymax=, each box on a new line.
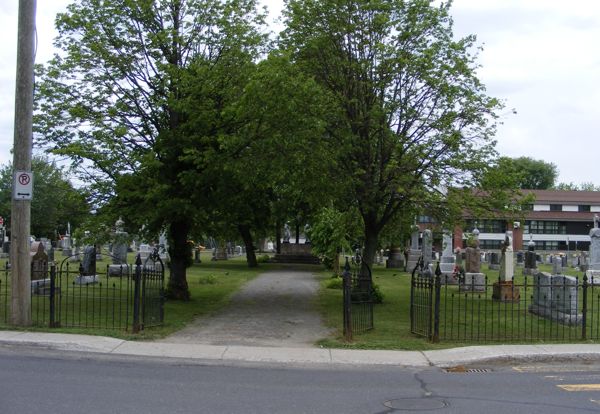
xmin=1 ymin=346 xmax=600 ymax=414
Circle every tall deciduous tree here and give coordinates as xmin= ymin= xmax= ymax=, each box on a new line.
xmin=34 ymin=0 xmax=267 ymax=299
xmin=495 ymin=156 xmax=558 ymax=190
xmin=281 ymin=0 xmax=503 ymax=274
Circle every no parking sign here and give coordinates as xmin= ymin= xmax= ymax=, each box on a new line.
xmin=13 ymin=170 xmax=33 ymax=200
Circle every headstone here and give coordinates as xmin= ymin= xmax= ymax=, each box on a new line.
xmin=283 ymin=223 xmax=291 ymax=243
xmin=138 ymin=244 xmax=152 ymax=261
xmin=62 ymin=222 xmax=72 ymax=257
xmin=109 ymin=218 xmax=129 ymax=276
xmin=488 ymin=252 xmax=500 ymax=270
xmin=529 ymin=272 xmax=582 ymax=325
xmin=493 ymin=231 xmax=519 ymax=302
xmin=421 ymin=229 xmax=433 ymax=273
xmin=30 ymin=241 xmax=51 ymax=295
xmin=439 ymin=231 xmax=456 ymax=284
xmin=524 ymin=238 xmax=537 ymax=275
xmin=75 ymin=245 xmax=99 ymax=285
xmin=30 ymin=241 xmax=48 ymax=281
xmin=158 ymin=231 xmax=170 ymax=262
xmin=461 ymin=228 xmax=485 ymax=292
xmin=405 ymin=226 xmax=421 ymax=273
xmin=516 ymin=251 xmax=524 ymax=267
xmin=552 ymin=254 xmax=563 ymax=275
xmin=386 ymin=246 xmax=405 ymax=269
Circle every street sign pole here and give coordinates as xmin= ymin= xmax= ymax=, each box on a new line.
xmin=11 ymin=0 xmax=36 ymax=326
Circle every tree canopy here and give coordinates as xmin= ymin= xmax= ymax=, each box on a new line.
xmin=493 ymin=156 xmax=558 ymax=190
xmin=281 ymin=0 xmax=504 ymax=271
xmin=35 ymin=0 xmax=268 ymax=299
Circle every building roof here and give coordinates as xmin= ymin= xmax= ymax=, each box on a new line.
xmin=523 ymin=189 xmax=600 ymax=205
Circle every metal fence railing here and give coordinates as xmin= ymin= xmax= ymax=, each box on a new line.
xmin=0 ymin=253 xmax=164 ymax=332
xmin=411 ymin=269 xmax=600 ymax=343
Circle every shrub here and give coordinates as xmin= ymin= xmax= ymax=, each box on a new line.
xmin=326 ymin=276 xmax=343 ymax=289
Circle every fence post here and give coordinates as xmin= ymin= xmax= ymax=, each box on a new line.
xmin=342 ymin=257 xmax=352 ymax=342
xmin=582 ymin=273 xmax=588 ymax=340
xmin=432 ymin=263 xmax=442 ymax=343
xmin=132 ymin=254 xmax=142 ymax=333
xmin=49 ymin=264 xmax=56 ymax=328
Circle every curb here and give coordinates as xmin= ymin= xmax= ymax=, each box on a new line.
xmin=1 ymin=331 xmax=600 ymax=368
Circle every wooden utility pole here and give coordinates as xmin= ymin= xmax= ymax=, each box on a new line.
xmin=11 ymin=0 xmax=36 ymax=326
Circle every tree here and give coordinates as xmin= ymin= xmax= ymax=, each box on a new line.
xmin=34 ymin=0 xmax=267 ymax=299
xmin=0 ymin=156 xmax=90 ymax=239
xmin=555 ymin=182 xmax=600 ymax=191
xmin=493 ymin=157 xmax=558 ymax=190
xmin=281 ymin=0 xmax=503 ymax=275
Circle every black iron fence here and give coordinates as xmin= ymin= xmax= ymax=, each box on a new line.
xmin=0 ymin=252 xmax=164 ymax=332
xmin=411 ymin=269 xmax=600 ymax=343
xmin=343 ymin=257 xmax=374 ymax=341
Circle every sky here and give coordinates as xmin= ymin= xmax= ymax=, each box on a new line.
xmin=0 ymin=0 xmax=599 ymax=186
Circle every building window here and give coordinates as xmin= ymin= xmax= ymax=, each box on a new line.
xmin=579 ymin=205 xmax=591 ymax=212
xmin=549 ymin=204 xmax=562 ymax=211
xmin=464 ymin=219 xmax=506 ymax=233
xmin=524 ymin=221 xmax=566 ymax=235
xmin=536 ymin=241 xmax=560 ymax=251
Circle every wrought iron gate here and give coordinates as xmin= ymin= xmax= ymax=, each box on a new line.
xmin=409 ymin=258 xmax=441 ymax=342
xmin=342 ymin=256 xmax=374 ymax=341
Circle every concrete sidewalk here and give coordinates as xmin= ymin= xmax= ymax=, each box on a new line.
xmin=1 ymin=330 xmax=599 ymax=367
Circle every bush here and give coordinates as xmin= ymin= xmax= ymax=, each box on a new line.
xmin=371 ymin=283 xmax=384 ymax=304
xmin=198 ymin=274 xmax=217 ymax=285
xmin=326 ymin=276 xmax=343 ymax=289
xmin=257 ymin=254 xmax=271 ymax=263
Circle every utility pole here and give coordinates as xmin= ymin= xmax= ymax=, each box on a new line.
xmin=11 ymin=0 xmax=37 ymax=326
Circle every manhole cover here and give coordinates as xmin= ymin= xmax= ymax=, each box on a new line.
xmin=383 ymin=397 xmax=448 ymax=411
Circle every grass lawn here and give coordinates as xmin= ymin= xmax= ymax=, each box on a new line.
xmin=3 ymin=251 xmax=599 ymax=350
xmin=315 ymin=261 xmax=598 ymax=351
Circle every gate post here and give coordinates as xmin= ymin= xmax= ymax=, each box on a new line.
xmin=582 ymin=273 xmax=588 ymax=340
xmin=132 ymin=254 xmax=142 ymax=333
xmin=432 ymin=263 xmax=442 ymax=343
xmin=49 ymin=264 xmax=56 ymax=328
xmin=342 ymin=257 xmax=352 ymax=342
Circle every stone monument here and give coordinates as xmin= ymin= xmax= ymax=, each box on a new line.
xmin=109 ymin=218 xmax=129 ymax=276
xmin=586 ymin=214 xmax=600 ymax=283
xmin=30 ymin=242 xmax=51 ymax=295
xmin=439 ymin=231 xmax=456 ymax=284
xmin=523 ymin=237 xmax=537 ymax=275
xmin=62 ymin=222 xmax=72 ymax=257
xmin=75 ymin=245 xmax=99 ymax=285
xmin=529 ymin=271 xmax=582 ymax=325
xmin=421 ymin=229 xmax=433 ymax=275
xmin=405 ymin=225 xmax=421 ymax=273
xmin=492 ymin=231 xmax=520 ymax=302
xmin=386 ymin=245 xmax=405 ymax=269
xmin=488 ymin=252 xmax=500 ymax=270
xmin=460 ymin=228 xmax=485 ymax=292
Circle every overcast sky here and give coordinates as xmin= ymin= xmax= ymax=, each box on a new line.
xmin=1 ymin=0 xmax=599 ymax=186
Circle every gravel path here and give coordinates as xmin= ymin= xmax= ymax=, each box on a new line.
xmin=160 ymin=269 xmax=334 ymax=348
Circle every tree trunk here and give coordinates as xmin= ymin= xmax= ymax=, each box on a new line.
xmin=275 ymin=222 xmax=281 ymax=254
xmin=238 ymin=224 xmax=258 ymax=268
xmin=295 ymin=222 xmax=300 ymax=244
xmin=166 ymin=219 xmax=191 ymax=300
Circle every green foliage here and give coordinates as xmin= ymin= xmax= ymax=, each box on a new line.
xmin=257 ymin=254 xmax=271 ymax=263
xmin=0 ymin=156 xmax=91 ymax=239
xmin=309 ymin=207 xmax=361 ymax=269
xmin=555 ymin=182 xmax=600 ymax=191
xmin=371 ymin=283 xmax=384 ymax=304
xmin=281 ymin=0 xmax=505 ymax=268
xmin=326 ymin=276 xmax=343 ymax=289
xmin=489 ymin=157 xmax=558 ymax=190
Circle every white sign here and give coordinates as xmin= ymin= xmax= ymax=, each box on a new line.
xmin=13 ymin=170 xmax=33 ymax=200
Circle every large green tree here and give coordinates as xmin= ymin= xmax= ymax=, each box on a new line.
xmin=281 ymin=0 xmax=503 ymax=274
xmin=35 ymin=0 xmax=267 ymax=299
xmin=0 ymin=156 xmax=90 ymax=240
xmin=494 ymin=156 xmax=558 ymax=190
